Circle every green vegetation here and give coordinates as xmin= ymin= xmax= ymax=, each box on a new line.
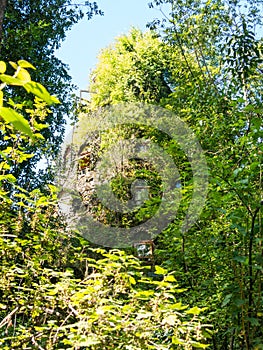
xmin=0 ymin=61 xmax=210 ymax=349
xmin=85 ymin=1 xmax=263 ymax=346
xmin=0 ymin=0 xmax=262 ymax=349
xmin=0 ymin=0 xmax=102 ymax=189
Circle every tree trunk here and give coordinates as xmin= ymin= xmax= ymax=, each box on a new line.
xmin=0 ymin=0 xmax=7 ymax=50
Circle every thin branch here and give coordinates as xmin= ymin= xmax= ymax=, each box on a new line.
xmin=0 ymin=307 xmax=19 ymax=328
xmin=159 ymin=6 xmax=198 ymax=85
xmin=31 ymin=335 xmax=45 ymax=350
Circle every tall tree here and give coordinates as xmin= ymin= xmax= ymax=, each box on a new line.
xmin=89 ymin=28 xmax=173 ymax=107
xmin=0 ymin=1 xmax=102 ymax=189
xmin=148 ymin=1 xmax=263 ymax=349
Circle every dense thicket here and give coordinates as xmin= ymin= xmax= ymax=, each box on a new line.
xmin=0 ymin=63 xmax=210 ymax=348
xmin=85 ymin=1 xmax=263 ymax=347
xmin=0 ymin=1 xmax=262 ymax=349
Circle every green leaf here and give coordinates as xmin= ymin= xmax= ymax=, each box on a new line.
xmin=134 ymin=290 xmax=155 ymax=299
xmin=34 ymin=133 xmax=45 ymax=140
xmin=233 ymin=255 xmax=248 ymax=264
xmin=33 ymin=121 xmax=49 ymax=130
xmin=0 ymin=61 xmax=6 ymax=74
xmin=191 ymin=342 xmax=210 ymax=349
xmin=0 ymin=107 xmax=33 ymax=137
xmin=17 ymin=68 xmax=31 ymax=83
xmin=170 ymin=302 xmax=188 ymax=310
xmin=172 ymin=337 xmax=185 ymax=345
xmin=48 ymin=184 xmax=58 ymax=196
xmin=155 ymin=266 xmax=167 ymax=275
xmin=164 ymin=274 xmax=176 ymax=282
xmin=247 ymin=317 xmax=260 ymax=326
xmin=18 ymin=60 xmax=36 ymax=70
xmin=0 ymin=74 xmax=25 ymax=86
xmin=9 ymin=61 xmax=18 ymax=70
xmin=221 ymin=294 xmax=232 ymax=307
xmin=186 ymin=306 xmax=206 ymax=315
xmin=0 ymin=174 xmax=17 ymax=183
xmin=129 ymin=276 xmax=136 ymax=285
xmin=24 ymin=81 xmax=60 ymax=105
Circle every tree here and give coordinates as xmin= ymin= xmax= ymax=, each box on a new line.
xmin=148 ymin=1 xmax=263 ymax=349
xmin=69 ymin=29 xmax=209 ymax=248
xmin=89 ymin=28 xmax=173 ymax=107
xmin=0 ymin=1 xmax=102 ymax=189
xmin=84 ymin=5 xmax=263 ymax=347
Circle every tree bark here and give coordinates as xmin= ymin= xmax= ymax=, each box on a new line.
xmin=0 ymin=0 xmax=7 ymax=50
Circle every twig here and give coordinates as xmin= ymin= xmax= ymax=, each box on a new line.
xmin=31 ymin=335 xmax=45 ymax=350
xmin=0 ymin=307 xmax=19 ymax=328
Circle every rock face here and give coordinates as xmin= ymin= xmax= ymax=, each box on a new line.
xmin=76 ymin=133 xmax=101 ymax=213
xmin=61 ymin=127 xmax=160 ymax=235
xmin=57 ymin=126 xmax=164 ymax=246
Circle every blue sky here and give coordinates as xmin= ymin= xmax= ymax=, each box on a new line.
xmin=56 ymin=0 xmax=168 ymax=91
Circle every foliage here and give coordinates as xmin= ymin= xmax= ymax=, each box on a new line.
xmin=85 ymin=5 xmax=263 ymax=348
xmin=0 ymin=59 xmax=60 ymax=191
xmin=88 ymin=28 xmax=174 ymax=107
xmin=0 ymin=62 xmax=210 ymax=349
xmin=148 ymin=1 xmax=263 ymax=349
xmin=0 ymin=0 xmax=102 ymax=189
xmin=0 ymin=233 xmax=211 ymax=349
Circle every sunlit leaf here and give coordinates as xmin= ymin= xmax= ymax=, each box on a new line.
xmin=24 ymin=81 xmax=60 ymax=105
xmin=129 ymin=276 xmax=136 ymax=285
xmin=172 ymin=337 xmax=185 ymax=345
xmin=0 ymin=174 xmax=16 ymax=182
xmin=190 ymin=342 xmax=210 ymax=348
xmin=164 ymin=274 xmax=176 ymax=282
xmin=18 ymin=60 xmax=36 ymax=70
xmin=0 ymin=107 xmax=33 ymax=137
xmin=0 ymin=74 xmax=25 ymax=86
xmin=155 ymin=265 xmax=167 ymax=275
xmin=17 ymin=68 xmax=31 ymax=83
xmin=186 ymin=306 xmax=207 ymax=315
xmin=9 ymin=61 xmax=18 ymax=70
xmin=0 ymin=61 xmax=6 ymax=74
